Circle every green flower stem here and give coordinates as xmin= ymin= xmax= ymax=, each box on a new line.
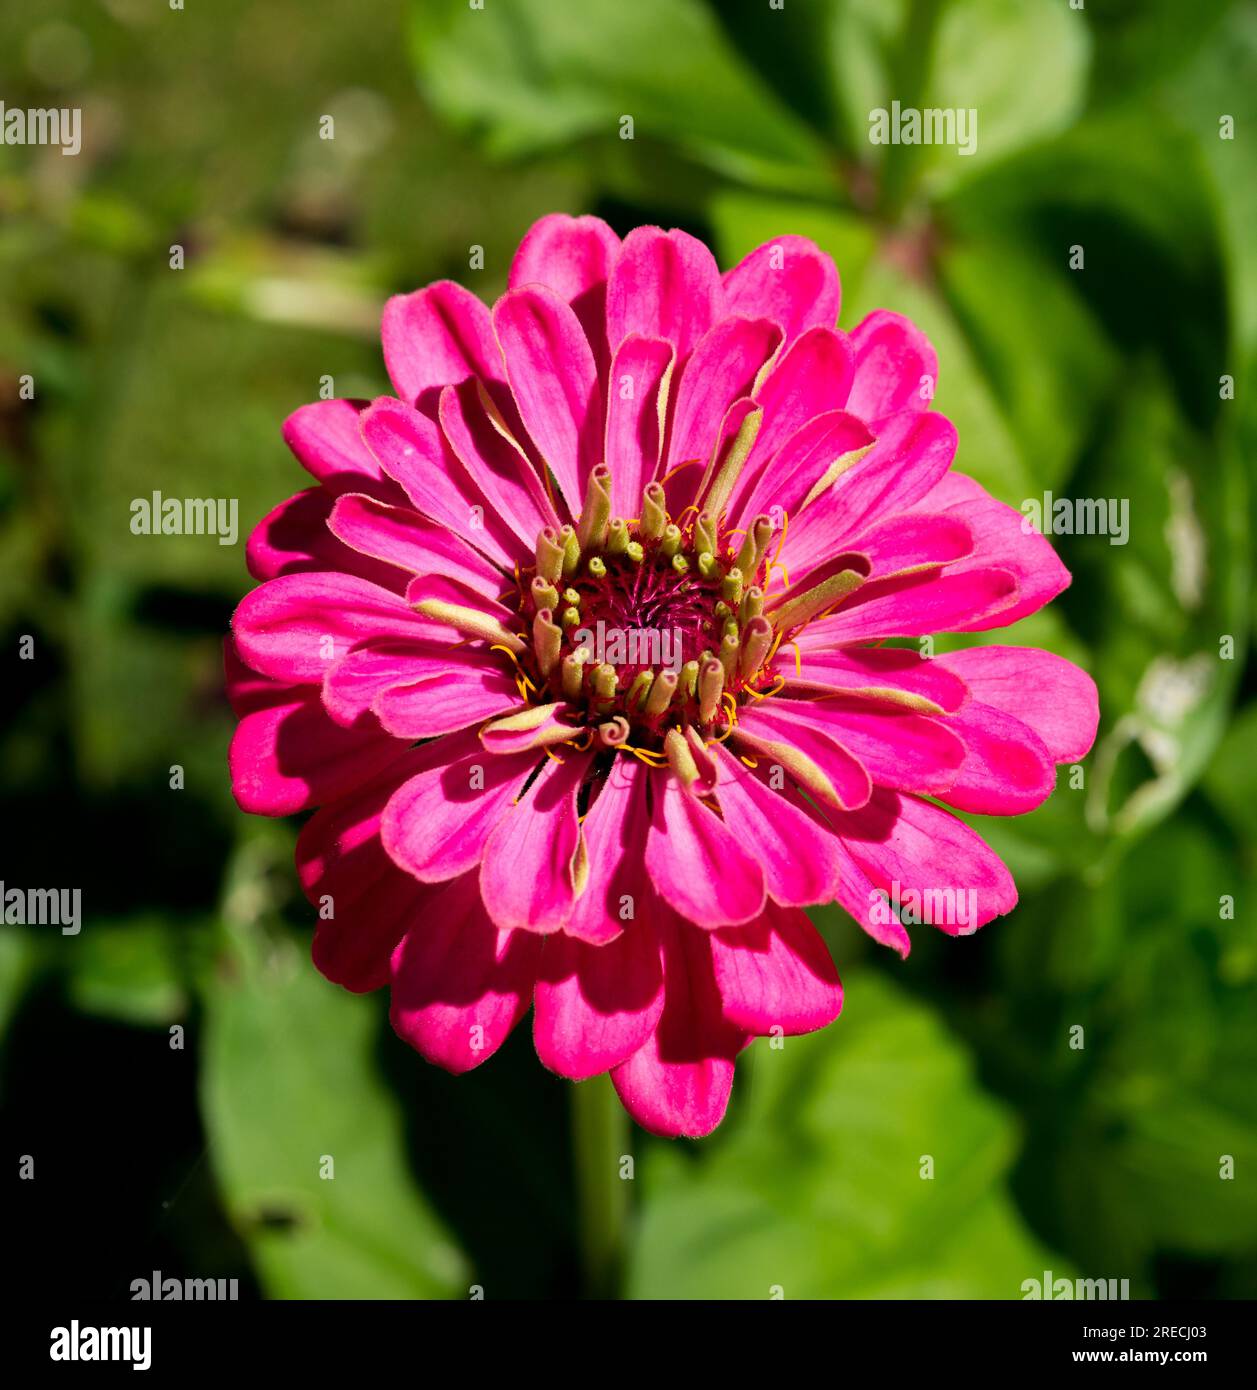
xmin=572 ymin=1073 xmax=630 ymax=1299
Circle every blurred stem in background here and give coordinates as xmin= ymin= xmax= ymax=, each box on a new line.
xmin=880 ymin=0 xmax=944 ymax=220
xmin=571 ymin=1074 xmax=630 ymax=1299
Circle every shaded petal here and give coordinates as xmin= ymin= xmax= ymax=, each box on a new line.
xmin=726 ymin=325 xmax=855 ymax=518
xmin=734 ymin=409 xmax=873 ymax=528
xmin=381 ymin=728 xmax=539 ymax=882
xmin=438 ymin=379 xmax=559 ymax=550
xmin=389 ymin=871 xmax=541 ymax=1073
xmin=831 ymin=789 xmax=1018 ymax=937
xmin=534 ymin=921 xmax=665 ymax=1080
xmin=246 ymin=488 xmax=408 ymax=592
xmin=611 ymin=911 xmax=744 ymax=1139
xmin=711 ymin=902 xmax=843 ymax=1033
xmin=493 ymin=284 xmax=603 ymax=520
xmin=709 ymin=743 xmax=841 ymax=907
xmin=733 ymin=704 xmax=872 ymax=811
xmin=282 ymin=398 xmax=398 ymax=500
xmin=666 ymin=316 xmax=781 ymax=470
xmin=328 ymin=492 xmax=506 ymax=600
xmin=775 ymin=411 xmax=958 ymax=574
xmin=762 ymin=697 xmax=965 ymax=797
xmin=797 ymin=567 xmax=1019 ymax=646
xmin=225 ymin=640 xmax=399 ymax=816
xmin=381 ymin=279 xmax=504 ymax=415
xmin=934 ymin=645 xmax=1099 ymax=762
xmin=933 ymin=701 xmax=1057 ymax=815
xmin=646 ymin=773 xmax=766 ymax=928
xmin=322 ymin=638 xmax=469 ymax=728
xmin=781 ymin=645 xmax=968 ymax=714
xmin=232 ymin=572 xmax=434 ymax=683
xmin=846 ymin=309 xmax=938 ymax=424
xmin=509 ymin=212 xmax=621 ymax=370
xmin=604 ymin=335 xmax=675 ymax=517
xmin=721 ymin=235 xmax=841 ymax=345
xmin=905 ymin=471 xmax=1071 ymax=629
xmin=374 ymin=663 xmax=522 ymax=740
xmin=295 ymin=750 xmax=435 ymax=991
xmin=563 ymin=756 xmax=652 ymax=945
xmin=359 ymin=396 xmax=522 ymax=567
xmin=479 ymin=750 xmax=592 ymax=933
xmin=605 ymin=225 xmax=724 ymax=363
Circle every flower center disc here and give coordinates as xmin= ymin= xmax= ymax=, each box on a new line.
xmin=518 ymin=466 xmax=783 ymax=750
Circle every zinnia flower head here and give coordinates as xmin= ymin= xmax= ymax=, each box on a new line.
xmin=228 ymin=214 xmax=1098 ymax=1137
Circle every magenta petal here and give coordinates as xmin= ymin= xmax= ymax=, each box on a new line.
xmin=829 ymin=412 xmax=959 ymax=540
xmin=935 ymin=645 xmax=1099 ymax=762
xmin=776 ymin=411 xmax=958 ymax=575
xmin=328 ymin=492 xmax=506 ymax=600
xmin=605 ymin=225 xmax=724 ymax=363
xmin=666 ymin=316 xmax=782 ymax=470
xmin=359 ymin=396 xmax=522 ymax=567
xmin=800 ymin=567 xmax=1019 ymax=645
xmin=842 ymin=511 xmax=973 ymax=579
xmin=381 ymin=730 xmax=539 ymax=882
xmin=405 ymin=568 xmax=519 ymax=633
xmin=246 ymin=488 xmax=408 ymax=593
xmin=225 ymin=642 xmax=399 ymax=816
xmin=783 ymin=645 xmax=969 ymax=713
xmin=725 ymin=325 xmax=855 ymax=519
xmin=906 ymin=471 xmax=1071 ymax=629
xmin=722 ymin=234 xmax=841 ymax=346
xmin=296 ymin=754 xmax=434 ymax=991
xmin=934 ymin=701 xmax=1057 ymax=815
xmin=846 ymin=309 xmax=938 ymax=424
xmin=563 ymin=755 xmax=651 ymax=945
xmin=833 ymin=789 xmax=1018 ymax=937
xmin=534 ymin=922 xmax=665 ymax=1080
xmin=493 ymin=285 xmax=603 ymax=520
xmin=232 ymin=572 xmax=433 ymax=683
xmin=830 ymin=839 xmax=913 ymax=958
xmin=374 ymin=663 xmax=522 ymax=740
xmin=765 ymin=698 xmax=966 ymax=797
xmin=734 ymin=409 xmax=873 ymax=527
xmin=733 ymin=704 xmax=873 ymax=811
xmin=645 ymin=773 xmax=766 ymax=928
xmin=610 ymin=912 xmax=743 ymax=1139
xmin=381 ymin=279 xmax=504 ymax=415
xmin=779 ymin=507 xmax=971 ymax=593
xmin=709 ymin=744 xmax=841 ymax=907
xmin=710 ymin=902 xmax=843 ymax=1033
xmin=604 ymin=335 xmax=675 ymax=517
xmin=438 ymin=379 xmax=559 ymax=550
xmin=509 ymin=212 xmax=621 ymax=370
xmin=479 ymin=750 xmax=592 ymax=934
xmin=282 ymin=398 xmax=398 ymax=499
xmin=322 ymin=639 xmax=456 ymax=728
xmin=389 ymin=871 xmax=541 ymax=1074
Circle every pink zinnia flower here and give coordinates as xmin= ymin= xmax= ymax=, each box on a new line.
xmin=228 ymin=214 xmax=1098 ymax=1137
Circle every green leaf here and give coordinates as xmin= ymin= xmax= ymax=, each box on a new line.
xmin=66 ymin=916 xmax=193 ymax=1027
xmin=201 ymin=832 xmax=467 ymax=1299
xmin=1203 ymin=702 xmax=1257 ymax=844
xmin=628 ymin=971 xmax=1064 ymax=1298
xmin=1070 ymin=367 xmax=1247 ymax=839
xmin=1086 ymin=0 xmax=1236 ymax=105
xmin=1168 ymin=4 xmax=1257 ymax=350
xmin=407 ymin=0 xmax=832 ymax=194
xmin=938 ymin=236 xmax=1118 ymax=493
xmin=919 ymin=0 xmax=1091 ymax=195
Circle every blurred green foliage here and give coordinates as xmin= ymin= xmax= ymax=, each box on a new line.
xmin=1 ymin=0 xmax=1254 ymax=1299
